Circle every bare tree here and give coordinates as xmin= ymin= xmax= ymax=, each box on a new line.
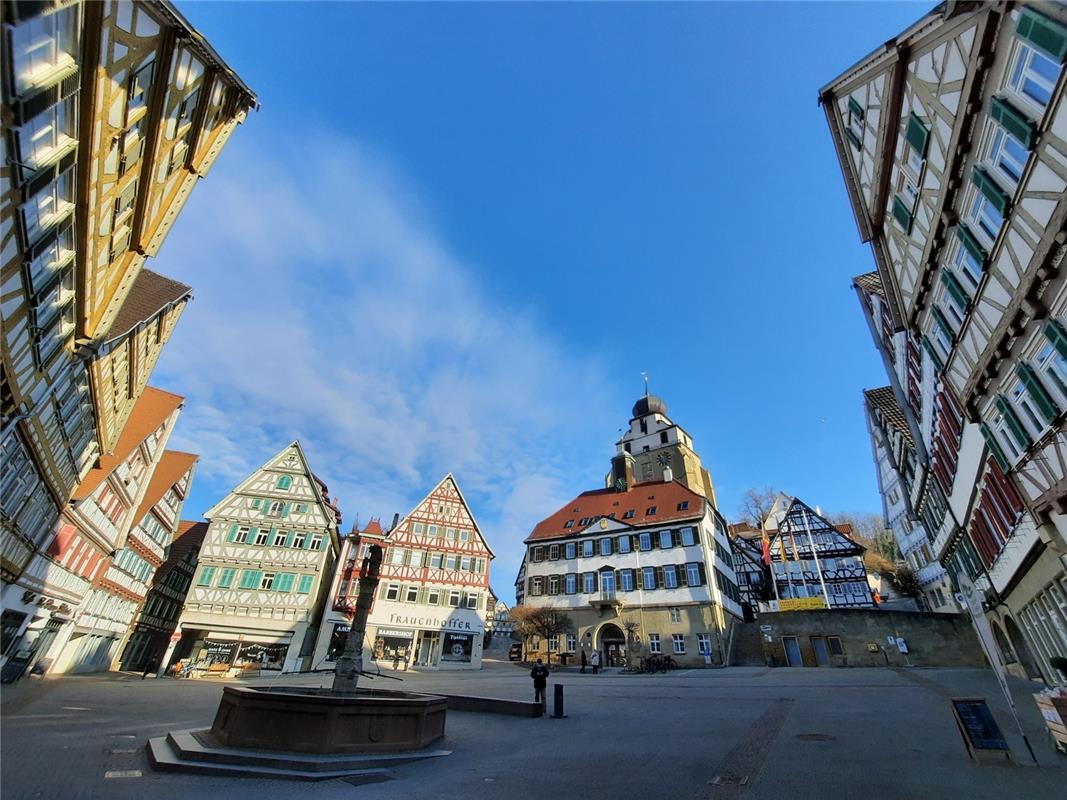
xmin=738 ymin=487 xmax=779 ymax=529
xmin=507 ymin=606 xmax=574 ymax=664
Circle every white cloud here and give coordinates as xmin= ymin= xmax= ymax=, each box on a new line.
xmin=153 ymin=130 xmax=616 ymax=597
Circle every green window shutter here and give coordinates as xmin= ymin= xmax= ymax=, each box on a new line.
xmin=995 ymin=395 xmax=1032 ymax=449
xmin=1045 ymin=319 xmax=1067 ymax=361
xmin=197 ymin=566 xmax=215 ymax=586
xmin=955 ymin=224 xmax=988 ymax=268
xmin=379 ymin=582 xmax=389 ymax=600
xmin=227 ymin=524 xmax=237 ymax=543
xmin=845 ymin=128 xmax=862 ymax=150
xmin=931 ymin=306 xmax=955 ymax=339
xmin=980 ymin=423 xmax=1011 ymax=472
xmin=847 ymin=96 xmax=864 ymax=120
xmin=252 ymin=498 xmax=261 ymax=508
xmin=892 ymin=195 xmax=914 ymax=233
xmin=940 ymin=268 xmax=970 ymax=311
xmin=282 ymin=502 xmax=291 ymax=518
xmin=972 ymin=166 xmax=1010 ymax=214
xmin=298 ymin=575 xmax=314 ymax=594
xmin=276 ymin=573 xmax=294 ymax=593
xmin=989 ymin=96 xmax=1036 ymax=149
xmin=905 ymin=113 xmax=930 ymax=158
xmin=285 ymin=531 xmax=295 ymax=547
xmin=1016 ymin=7 xmax=1067 ymax=62
xmin=922 ymin=336 xmax=945 ymax=373
xmin=1017 ymin=362 xmax=1060 ymax=422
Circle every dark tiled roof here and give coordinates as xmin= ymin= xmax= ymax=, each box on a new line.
xmin=864 ymin=386 xmax=914 ymax=448
xmin=104 ymin=269 xmax=191 ymax=342
xmin=166 ymin=520 xmax=208 ymax=567
xmin=853 ymin=271 xmax=883 ymax=297
xmin=527 ymin=480 xmax=705 ymax=543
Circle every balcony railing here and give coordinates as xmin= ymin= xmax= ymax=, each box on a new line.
xmin=0 ymin=524 xmax=35 ymax=578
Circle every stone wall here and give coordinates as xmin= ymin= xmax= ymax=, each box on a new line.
xmin=731 ymin=609 xmax=987 ymax=668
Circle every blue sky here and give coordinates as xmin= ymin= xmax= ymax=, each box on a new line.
xmin=153 ymin=1 xmax=929 ymax=600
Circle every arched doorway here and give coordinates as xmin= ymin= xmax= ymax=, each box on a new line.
xmin=1004 ymin=615 xmax=1042 ymax=680
xmin=597 ymin=623 xmax=626 ymax=667
xmin=991 ymin=621 xmax=1017 ymax=666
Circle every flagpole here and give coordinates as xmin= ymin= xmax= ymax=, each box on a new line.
xmin=802 ymin=507 xmax=831 ymax=607
xmin=760 ymin=515 xmax=780 ymax=602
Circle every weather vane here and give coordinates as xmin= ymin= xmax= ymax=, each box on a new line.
xmin=641 ymin=371 xmax=649 ymax=396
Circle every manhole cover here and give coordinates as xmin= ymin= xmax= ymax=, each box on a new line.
xmin=796 ymin=733 xmax=835 ymax=742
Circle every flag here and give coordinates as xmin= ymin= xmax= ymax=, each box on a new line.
xmin=761 ymin=535 xmax=771 ymax=565
xmin=790 ymin=531 xmax=801 ymax=562
xmin=779 ymin=534 xmax=788 ymax=562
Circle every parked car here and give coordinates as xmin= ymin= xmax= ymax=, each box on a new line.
xmin=508 ymin=643 xmax=523 ymax=661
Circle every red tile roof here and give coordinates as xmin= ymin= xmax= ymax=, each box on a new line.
xmin=132 ymin=451 xmax=199 ymax=524
xmin=362 ymin=519 xmax=384 ymax=535
xmin=72 ymin=387 xmax=184 ymax=500
xmin=526 ymin=479 xmax=705 ymax=543
xmin=104 ymin=269 xmax=191 ymax=342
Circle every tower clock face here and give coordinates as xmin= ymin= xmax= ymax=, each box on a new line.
xmin=657 ymin=452 xmax=671 ymax=467
xmin=614 ymin=478 xmax=627 ymax=491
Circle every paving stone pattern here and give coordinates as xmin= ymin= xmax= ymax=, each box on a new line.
xmin=1 ymin=662 xmax=1064 ymax=799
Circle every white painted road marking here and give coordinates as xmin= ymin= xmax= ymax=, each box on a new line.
xmin=104 ymin=770 xmax=142 ymax=779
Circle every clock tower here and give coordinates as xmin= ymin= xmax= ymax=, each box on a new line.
xmin=608 ymin=393 xmax=717 ymax=505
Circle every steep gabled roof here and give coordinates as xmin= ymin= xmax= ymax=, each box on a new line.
xmin=72 ymin=387 xmax=184 ymax=500
xmin=388 ymin=473 xmax=495 ymax=559
xmin=853 ymin=270 xmax=884 ymax=298
xmin=865 ymin=386 xmax=914 ymax=448
xmin=527 ymin=479 xmax=705 ymax=543
xmin=103 ymin=269 xmax=191 ymax=343
xmin=163 ymin=520 xmax=208 ymax=568
xmin=132 ymin=451 xmax=198 ymax=524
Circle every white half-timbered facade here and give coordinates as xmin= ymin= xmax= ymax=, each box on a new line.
xmin=312 ymin=474 xmax=495 ymax=671
xmin=166 ymin=442 xmax=340 ymax=674
xmin=823 ymin=3 xmax=1067 ymax=684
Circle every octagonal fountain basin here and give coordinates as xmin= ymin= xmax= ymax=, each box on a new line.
xmin=210 ymin=686 xmax=447 ymax=754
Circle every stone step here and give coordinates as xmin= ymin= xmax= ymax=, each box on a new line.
xmin=148 ymin=730 xmax=450 ymax=781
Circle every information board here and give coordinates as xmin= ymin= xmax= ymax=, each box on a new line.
xmin=950 ymin=697 xmax=1010 ymax=760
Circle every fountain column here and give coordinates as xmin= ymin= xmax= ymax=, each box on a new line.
xmin=333 ymin=544 xmax=383 ymax=694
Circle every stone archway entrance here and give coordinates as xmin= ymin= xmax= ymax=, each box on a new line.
xmin=598 ymin=623 xmax=626 ymax=668
xmin=1003 ymin=615 xmax=1042 ymax=680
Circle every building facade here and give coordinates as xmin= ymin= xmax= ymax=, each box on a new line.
xmin=864 ymin=385 xmax=959 ymax=612
xmin=165 ymin=442 xmax=340 ymax=674
xmin=523 ymin=395 xmax=742 ymax=668
xmin=312 ymin=475 xmax=495 ymax=671
xmin=111 ymin=452 xmax=198 ymax=671
xmin=1 ymin=0 xmax=254 ymax=674
xmin=822 ymin=1 xmax=1067 ymax=684
xmin=118 ymin=519 xmax=204 ymax=673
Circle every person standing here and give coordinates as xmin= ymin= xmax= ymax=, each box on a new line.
xmin=580 ymin=650 xmax=588 ymax=674
xmin=530 ymin=659 xmax=550 ymax=708
xmin=142 ymin=653 xmax=159 ymax=680
xmin=591 ymin=649 xmax=600 ymax=675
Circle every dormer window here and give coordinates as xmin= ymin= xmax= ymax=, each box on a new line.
xmin=564 ymin=519 xmax=575 ymax=528
xmin=623 ymin=510 xmax=635 ymax=519
xmin=647 ymin=506 xmax=658 ymax=515
xmin=677 ymin=501 xmax=689 ymax=511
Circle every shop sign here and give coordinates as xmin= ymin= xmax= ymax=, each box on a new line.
xmin=387 ymin=612 xmax=480 ymax=631
xmin=440 ymin=632 xmax=473 ymax=663
xmin=778 ymin=597 xmax=826 ymax=612
xmin=376 ymin=628 xmax=414 ymax=639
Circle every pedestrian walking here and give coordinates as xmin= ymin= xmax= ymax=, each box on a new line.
xmin=142 ymin=654 xmax=159 ymax=680
xmin=591 ymin=650 xmax=600 ymax=675
xmin=530 ymin=659 xmax=550 ymax=707
xmin=580 ymin=650 xmax=587 ymax=673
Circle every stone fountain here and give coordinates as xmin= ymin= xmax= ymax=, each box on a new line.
xmin=148 ymin=545 xmax=450 ymax=781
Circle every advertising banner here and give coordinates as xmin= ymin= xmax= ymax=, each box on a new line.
xmin=440 ymin=632 xmax=473 ymax=663
xmin=778 ymin=597 xmax=826 ymax=611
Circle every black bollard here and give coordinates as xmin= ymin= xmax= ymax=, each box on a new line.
xmin=550 ymin=684 xmax=566 ymax=719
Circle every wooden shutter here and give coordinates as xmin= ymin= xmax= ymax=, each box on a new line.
xmin=892 ymin=195 xmax=914 ymax=233
xmin=1045 ymin=319 xmax=1067 ymax=361
xmin=931 ymin=306 xmax=955 ymax=340
xmin=922 ymin=336 xmax=945 ymax=373
xmin=227 ymin=523 xmax=237 ymax=542
xmin=1016 ymin=7 xmax=1067 ymax=62
xmin=1017 ymin=362 xmax=1060 ymax=422
xmin=980 ymin=423 xmax=1011 ymax=472
xmin=848 ymin=96 xmax=864 ymax=120
xmin=282 ymin=502 xmax=291 ymax=518
xmin=994 ymin=395 xmax=1032 ymax=448
xmin=989 ymin=96 xmax=1036 ymax=149
xmin=679 ymin=564 xmax=689 ymax=587
xmin=905 ymin=113 xmax=930 ymax=158
xmin=940 ymin=268 xmax=969 ymax=310
xmin=972 ymin=167 xmax=1010 ymax=214
xmin=697 ymin=563 xmax=707 ymax=585
xmin=955 ymin=224 xmax=988 ymax=267
xmin=654 ymin=566 xmax=665 ymax=589
xmin=379 ymin=583 xmax=389 ymax=600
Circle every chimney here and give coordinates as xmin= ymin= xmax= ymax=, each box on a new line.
xmin=390 ymin=512 xmax=400 ymax=531
xmin=611 ymin=452 xmax=635 ymax=491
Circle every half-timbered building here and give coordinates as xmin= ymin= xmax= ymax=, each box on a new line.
xmin=119 ymin=519 xmax=205 ymax=674
xmin=822 ymin=2 xmax=1067 ymax=683
xmin=167 ymin=442 xmax=340 ymax=674
xmin=1 ymin=0 xmax=254 ymax=673
xmin=522 ymin=395 xmax=742 ymax=668
xmin=313 ymin=475 xmax=495 ymax=671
